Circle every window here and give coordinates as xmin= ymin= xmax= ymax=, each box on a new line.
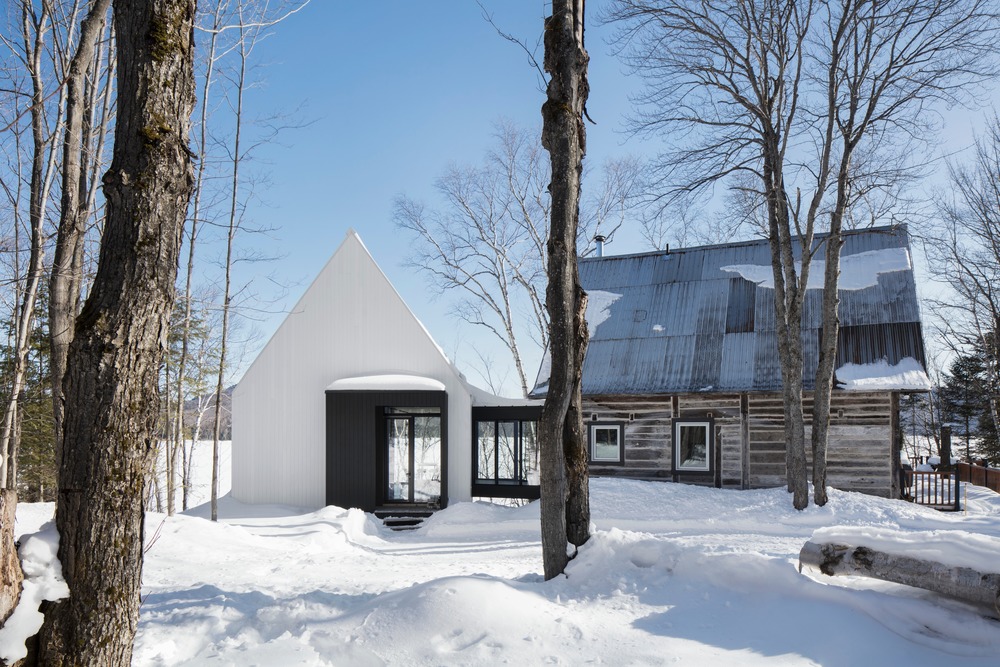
xmin=589 ymin=423 xmax=624 ymax=465
xmin=674 ymin=420 xmax=711 ymax=472
xmin=476 ymin=419 xmax=539 ymax=485
xmin=383 ymin=406 xmax=442 ymax=504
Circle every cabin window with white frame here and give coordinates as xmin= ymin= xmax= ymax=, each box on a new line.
xmin=589 ymin=423 xmax=624 ymax=464
xmin=674 ymin=420 xmax=711 ymax=471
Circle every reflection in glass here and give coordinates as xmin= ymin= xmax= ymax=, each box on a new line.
xmin=521 ymin=421 xmax=540 ymax=485
xmin=385 ymin=409 xmax=441 ymax=504
xmin=413 ymin=415 xmax=441 ymax=502
xmin=592 ymin=425 xmax=619 ymax=461
xmin=477 ymin=421 xmax=496 ymax=481
xmin=387 ymin=418 xmax=410 ymax=501
xmin=473 ymin=418 xmax=540 ymax=485
xmin=498 ymin=421 xmax=516 ymax=480
xmin=677 ymin=424 xmax=708 ymax=470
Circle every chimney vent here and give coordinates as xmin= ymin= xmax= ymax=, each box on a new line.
xmin=594 ymin=234 xmax=606 ymax=257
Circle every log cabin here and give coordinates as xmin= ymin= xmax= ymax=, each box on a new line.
xmin=530 ymin=225 xmax=930 ymax=498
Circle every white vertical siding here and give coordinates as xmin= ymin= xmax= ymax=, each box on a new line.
xmin=232 ymin=230 xmax=473 ymax=508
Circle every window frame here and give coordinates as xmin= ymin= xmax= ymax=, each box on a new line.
xmin=588 ymin=422 xmax=625 ymax=465
xmin=475 ymin=419 xmax=531 ymax=484
xmin=471 ymin=406 xmax=542 ymax=499
xmin=672 ymin=418 xmax=713 ymax=473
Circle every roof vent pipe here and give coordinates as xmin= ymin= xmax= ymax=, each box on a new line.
xmin=594 ymin=234 xmax=606 ymax=258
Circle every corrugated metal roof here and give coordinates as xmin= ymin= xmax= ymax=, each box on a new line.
xmin=534 ymin=225 xmax=928 ymax=396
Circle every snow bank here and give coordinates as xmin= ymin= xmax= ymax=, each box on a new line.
xmin=0 ymin=522 xmax=69 ymax=663
xmin=722 ymin=246 xmax=911 ymax=290
xmin=14 ymin=475 xmax=1000 ymax=665
xmin=836 ymin=357 xmax=931 ymax=391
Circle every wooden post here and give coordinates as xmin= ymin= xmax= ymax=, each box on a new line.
xmin=740 ymin=393 xmax=750 ymax=490
xmin=940 ymin=425 xmax=952 ymax=470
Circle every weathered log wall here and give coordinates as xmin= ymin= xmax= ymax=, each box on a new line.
xmin=583 ymin=391 xmax=897 ymax=497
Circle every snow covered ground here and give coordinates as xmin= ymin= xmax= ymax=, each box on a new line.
xmin=11 ymin=444 xmax=1000 ymax=665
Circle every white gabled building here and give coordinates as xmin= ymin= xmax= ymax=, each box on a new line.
xmin=233 ymin=230 xmax=495 ymax=510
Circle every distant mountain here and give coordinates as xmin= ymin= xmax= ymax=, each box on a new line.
xmin=179 ymin=385 xmax=234 ymax=440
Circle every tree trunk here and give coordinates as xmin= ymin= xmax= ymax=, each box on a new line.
xmin=211 ymin=10 xmax=253 ymax=523
xmin=539 ymin=0 xmax=590 ymax=581
xmin=164 ymin=355 xmax=176 ymax=515
xmin=564 ymin=284 xmax=590 ymax=547
xmin=35 ymin=0 xmax=196 ymax=663
xmin=183 ymin=406 xmax=206 ymax=511
xmin=1 ymin=490 xmax=23 ymax=629
xmin=800 ymin=540 xmax=1000 ymax=616
xmin=49 ymin=0 xmax=112 ymax=451
xmin=811 ymin=195 xmax=846 ymax=507
xmin=762 ymin=150 xmax=810 ymax=511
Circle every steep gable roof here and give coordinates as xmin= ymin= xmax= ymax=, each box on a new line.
xmin=532 ymin=225 xmax=929 ymax=397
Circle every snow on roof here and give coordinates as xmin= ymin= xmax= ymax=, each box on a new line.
xmin=587 ymin=290 xmax=622 ymax=335
xmin=721 ymin=246 xmax=911 ymax=290
xmin=326 ymin=374 xmax=447 ymax=392
xmin=463 ymin=379 xmax=541 ymax=407
xmin=531 ymin=290 xmax=622 ymax=395
xmin=836 ymin=357 xmax=931 ymax=391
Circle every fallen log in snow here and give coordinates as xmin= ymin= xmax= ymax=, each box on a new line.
xmin=800 ymin=539 xmax=1000 ymax=617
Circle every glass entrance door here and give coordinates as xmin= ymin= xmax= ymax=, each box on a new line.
xmin=386 ymin=417 xmax=412 ymax=502
xmin=384 ymin=408 xmax=441 ymax=505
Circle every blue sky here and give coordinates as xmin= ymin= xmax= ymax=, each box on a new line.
xmin=232 ymin=1 xmax=653 ymax=395
xmin=231 ymin=1 xmax=995 ymax=396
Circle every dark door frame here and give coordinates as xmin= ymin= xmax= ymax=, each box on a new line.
xmin=326 ymin=389 xmax=448 ymax=512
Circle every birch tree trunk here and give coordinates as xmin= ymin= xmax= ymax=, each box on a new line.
xmin=800 ymin=539 xmax=1000 ymax=614
xmin=212 ymin=5 xmax=254 ymax=523
xmin=36 ymin=0 xmax=196 ymax=662
xmin=174 ymin=1 xmax=224 ymax=518
xmin=539 ymin=0 xmax=591 ymax=580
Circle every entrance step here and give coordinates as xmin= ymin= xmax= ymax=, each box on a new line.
xmin=375 ymin=507 xmax=435 ymax=531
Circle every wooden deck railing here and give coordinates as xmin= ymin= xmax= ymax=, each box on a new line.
xmin=956 ymin=462 xmax=1000 ymax=494
xmin=905 ymin=471 xmax=961 ymax=511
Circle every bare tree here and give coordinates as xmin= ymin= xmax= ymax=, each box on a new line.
xmin=807 ymin=0 xmax=999 ymax=505
xmin=48 ymin=0 xmax=113 ymax=451
xmin=1 ymin=0 xmax=67 ymax=492
xmin=397 ymin=122 xmax=637 ymax=397
xmin=607 ymin=0 xmax=813 ymax=508
xmin=208 ymin=0 xmax=308 ymax=520
xmin=164 ymin=0 xmax=227 ymax=518
xmin=395 ymin=125 xmax=547 ymax=397
xmin=539 ymin=0 xmax=591 ymax=581
xmin=156 ymin=0 xmax=308 ymax=517
xmin=35 ymin=0 xmax=196 ymax=661
xmin=925 ymin=115 xmax=1000 ymax=456
xmin=210 ymin=0 xmax=254 ymax=522
xmin=2 ymin=4 xmax=109 ymax=630
xmin=606 ymin=0 xmax=1000 ymax=508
